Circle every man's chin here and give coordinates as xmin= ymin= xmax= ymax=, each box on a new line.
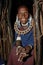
xmin=20 ymin=19 xmax=27 ymax=24
xmin=21 ymin=22 xmax=26 ymax=24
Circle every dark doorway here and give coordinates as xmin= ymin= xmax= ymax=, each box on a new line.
xmin=10 ymin=0 xmax=34 ymax=41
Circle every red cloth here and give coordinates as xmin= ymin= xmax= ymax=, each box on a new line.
xmin=7 ymin=46 xmax=34 ymax=65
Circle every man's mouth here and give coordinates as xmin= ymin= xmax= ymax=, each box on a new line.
xmin=22 ymin=18 xmax=25 ymax=21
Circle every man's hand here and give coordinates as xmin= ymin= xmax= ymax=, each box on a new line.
xmin=16 ymin=46 xmax=31 ymax=62
xmin=18 ymin=52 xmax=29 ymax=62
xmin=17 ymin=47 xmax=29 ymax=62
xmin=16 ymin=46 xmax=23 ymax=55
xmin=25 ymin=46 xmax=32 ymax=53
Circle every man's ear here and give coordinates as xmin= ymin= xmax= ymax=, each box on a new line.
xmin=16 ymin=14 xmax=20 ymax=25
xmin=16 ymin=14 xmax=19 ymax=22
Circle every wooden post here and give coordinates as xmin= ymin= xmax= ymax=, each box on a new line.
xmin=33 ymin=0 xmax=43 ymax=65
xmin=0 ymin=0 xmax=13 ymax=60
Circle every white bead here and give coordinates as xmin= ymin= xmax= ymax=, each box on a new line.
xmin=16 ymin=36 xmax=21 ymax=40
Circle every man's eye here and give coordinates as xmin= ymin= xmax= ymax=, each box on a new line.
xmin=25 ymin=12 xmax=28 ymax=15
xmin=19 ymin=12 xmax=28 ymax=16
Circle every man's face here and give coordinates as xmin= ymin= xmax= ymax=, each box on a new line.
xmin=18 ymin=7 xmax=29 ymax=24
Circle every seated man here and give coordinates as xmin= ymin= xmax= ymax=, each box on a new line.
xmin=7 ymin=5 xmax=34 ymax=65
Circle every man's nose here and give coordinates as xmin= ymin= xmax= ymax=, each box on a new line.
xmin=22 ymin=13 xmax=25 ymax=17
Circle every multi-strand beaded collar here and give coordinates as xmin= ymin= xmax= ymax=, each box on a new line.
xmin=14 ymin=21 xmax=33 ymax=35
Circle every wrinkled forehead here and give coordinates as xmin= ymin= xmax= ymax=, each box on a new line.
xmin=18 ymin=6 xmax=28 ymax=13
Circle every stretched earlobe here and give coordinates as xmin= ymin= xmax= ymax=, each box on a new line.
xmin=16 ymin=15 xmax=18 ymax=22
xmin=16 ymin=15 xmax=20 ymax=26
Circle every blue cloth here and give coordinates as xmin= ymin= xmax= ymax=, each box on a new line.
xmin=15 ymin=29 xmax=34 ymax=47
xmin=14 ymin=16 xmax=34 ymax=47
xmin=0 ymin=59 xmax=5 ymax=65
